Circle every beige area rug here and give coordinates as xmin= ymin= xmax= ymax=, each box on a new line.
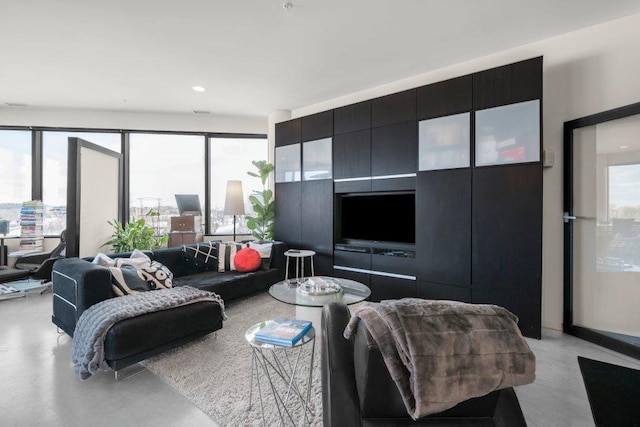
xmin=142 ymin=292 xmax=323 ymax=426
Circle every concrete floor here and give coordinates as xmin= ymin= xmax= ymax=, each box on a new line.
xmin=1 ymin=290 xmax=639 ymax=426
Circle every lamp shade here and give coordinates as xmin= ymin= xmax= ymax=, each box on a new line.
xmin=224 ymin=180 xmax=245 ymax=215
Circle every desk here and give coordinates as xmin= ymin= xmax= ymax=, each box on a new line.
xmin=245 ymin=321 xmax=316 ymax=425
xmin=269 ymin=276 xmax=371 ymax=333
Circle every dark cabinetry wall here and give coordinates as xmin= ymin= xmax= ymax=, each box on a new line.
xmin=275 ymin=57 xmax=543 ymax=338
xmin=274 ymin=114 xmax=334 ymax=276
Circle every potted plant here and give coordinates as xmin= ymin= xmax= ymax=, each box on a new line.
xmin=102 ymin=210 xmax=168 ymax=252
xmin=246 ymin=160 xmax=275 ymax=241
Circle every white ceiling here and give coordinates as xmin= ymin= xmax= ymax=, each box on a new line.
xmin=2 ymin=0 xmax=640 ymax=121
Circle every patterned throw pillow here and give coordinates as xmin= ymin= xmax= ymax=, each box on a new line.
xmin=139 ymin=260 xmax=173 ymax=289
xmin=110 ymin=265 xmax=155 ymax=296
xmin=182 ymin=241 xmax=219 ymax=271
xmin=234 ymin=248 xmax=262 ymax=273
xmin=217 ymin=242 xmax=247 ymax=272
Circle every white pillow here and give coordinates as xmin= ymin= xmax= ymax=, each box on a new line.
xmin=113 ymin=249 xmax=152 ymax=269
xmin=248 ymin=241 xmax=273 ymax=258
xmin=92 ymin=252 xmax=115 ymax=267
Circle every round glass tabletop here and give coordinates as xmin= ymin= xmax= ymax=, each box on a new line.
xmin=269 ymin=276 xmax=371 ymax=307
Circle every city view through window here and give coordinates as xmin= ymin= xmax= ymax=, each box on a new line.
xmin=1 ymin=129 xmax=268 ymax=240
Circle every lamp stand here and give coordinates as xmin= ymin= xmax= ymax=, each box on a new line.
xmin=232 ymin=214 xmax=237 ymax=241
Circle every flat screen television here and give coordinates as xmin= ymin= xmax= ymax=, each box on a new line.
xmin=175 ymin=194 xmax=202 ymax=216
xmin=337 ymin=192 xmax=415 ymax=244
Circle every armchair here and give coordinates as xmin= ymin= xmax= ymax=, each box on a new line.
xmin=14 ymin=230 xmax=66 ymax=282
xmin=321 ymin=302 xmax=528 ymax=426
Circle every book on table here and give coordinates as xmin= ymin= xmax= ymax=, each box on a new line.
xmin=254 ymin=317 xmax=313 ymax=346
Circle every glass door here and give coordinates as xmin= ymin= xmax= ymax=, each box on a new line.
xmin=564 ymin=104 xmax=640 ymax=359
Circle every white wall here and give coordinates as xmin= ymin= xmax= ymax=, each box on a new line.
xmin=0 ymin=107 xmax=267 ymax=134
xmin=286 ymin=13 xmax=640 ymax=331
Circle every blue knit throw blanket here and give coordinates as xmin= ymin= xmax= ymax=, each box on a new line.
xmin=71 ymin=286 xmax=225 ymax=380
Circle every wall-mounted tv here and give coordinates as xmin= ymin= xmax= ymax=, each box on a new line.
xmin=337 ymin=192 xmax=415 ymax=244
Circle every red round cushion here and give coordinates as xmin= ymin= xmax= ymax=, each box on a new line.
xmin=234 ymin=247 xmax=262 ymax=272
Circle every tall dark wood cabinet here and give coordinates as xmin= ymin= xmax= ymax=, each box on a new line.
xmin=472 ymin=164 xmax=542 ymax=338
xmin=416 ymin=169 xmax=472 ymax=298
xmin=274 ymin=57 xmax=543 ymax=338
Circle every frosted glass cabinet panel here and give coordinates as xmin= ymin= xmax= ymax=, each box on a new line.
xmin=303 ymin=137 xmax=332 ymax=180
xmin=419 ymin=113 xmax=470 ymax=171
xmin=275 ymin=144 xmax=301 ymax=183
xmin=475 ymin=99 xmax=540 ymax=167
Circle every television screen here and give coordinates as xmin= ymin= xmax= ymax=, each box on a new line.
xmin=175 ymin=194 xmax=202 ymax=215
xmin=339 ymin=192 xmax=415 ymax=244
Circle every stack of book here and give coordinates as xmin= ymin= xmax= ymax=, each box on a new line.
xmin=19 ymin=200 xmax=44 ymax=252
xmin=254 ymin=317 xmax=313 ymax=346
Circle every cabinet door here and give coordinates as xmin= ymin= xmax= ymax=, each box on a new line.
xmin=274 ymin=182 xmax=302 ymax=248
xmin=333 ymin=129 xmax=371 ymax=180
xmin=275 ymin=119 xmax=301 ymax=147
xmin=332 ymin=268 xmax=371 ymax=288
xmin=472 ymin=164 xmax=542 ymax=339
xmin=416 ymin=169 xmax=471 ymax=287
xmin=416 ymin=280 xmax=471 ymax=303
xmin=416 ymin=75 xmax=472 ymax=120
xmin=369 ymin=275 xmax=416 ymax=302
xmin=473 ymin=56 xmax=542 ymax=110
xmin=372 ymin=89 xmax=416 ymax=127
xmin=334 ymin=101 xmax=371 ymax=135
xmin=371 ymin=122 xmax=418 ymax=176
xmin=301 ymin=180 xmax=333 ymax=275
xmin=301 ymin=110 xmax=333 ymax=142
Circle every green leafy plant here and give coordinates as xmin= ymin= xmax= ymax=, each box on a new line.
xmin=246 ymin=160 xmax=275 ymax=241
xmin=102 ymin=210 xmax=168 ymax=252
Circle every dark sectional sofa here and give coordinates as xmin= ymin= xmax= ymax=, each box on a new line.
xmin=51 ymin=241 xmax=287 ymax=374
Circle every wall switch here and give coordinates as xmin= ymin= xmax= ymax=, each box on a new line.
xmin=543 ymin=150 xmax=555 ymax=168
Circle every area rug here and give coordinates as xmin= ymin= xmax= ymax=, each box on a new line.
xmin=142 ymin=292 xmax=323 ymax=426
xmin=577 ymin=356 xmax=640 ymax=427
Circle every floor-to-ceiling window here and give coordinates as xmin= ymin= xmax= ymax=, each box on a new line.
xmin=209 ymin=136 xmax=268 ymax=236
xmin=0 ymin=130 xmax=32 ymax=235
xmin=42 ymin=131 xmax=120 ymax=235
xmin=129 ymin=133 xmax=205 ymax=235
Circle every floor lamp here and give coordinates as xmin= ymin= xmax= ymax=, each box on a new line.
xmin=224 ymin=180 xmax=245 ymax=241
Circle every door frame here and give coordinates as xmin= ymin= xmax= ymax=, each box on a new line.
xmin=563 ymin=101 xmax=640 ymax=360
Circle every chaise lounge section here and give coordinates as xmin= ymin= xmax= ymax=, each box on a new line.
xmin=51 ymin=240 xmax=288 ymax=374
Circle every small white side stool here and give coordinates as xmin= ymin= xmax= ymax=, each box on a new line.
xmin=284 ymin=249 xmax=316 ymax=284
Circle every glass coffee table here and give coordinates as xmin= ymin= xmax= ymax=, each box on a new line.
xmin=268 ymin=276 xmax=371 ymax=333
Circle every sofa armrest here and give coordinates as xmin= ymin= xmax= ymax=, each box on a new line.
xmin=52 ymin=258 xmax=113 ymax=331
xmin=321 ymin=302 xmax=361 ymax=427
xmin=269 ymin=241 xmax=288 ymax=278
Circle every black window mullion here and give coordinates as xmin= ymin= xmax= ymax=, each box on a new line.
xmin=32 ymin=130 xmax=43 ymax=201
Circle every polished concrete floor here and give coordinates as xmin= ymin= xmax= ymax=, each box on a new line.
xmin=1 ymin=290 xmax=639 ymax=426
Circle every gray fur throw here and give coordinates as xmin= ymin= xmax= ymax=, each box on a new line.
xmin=344 ymin=298 xmax=536 ymax=419
xmin=71 ymin=286 xmax=225 ymax=380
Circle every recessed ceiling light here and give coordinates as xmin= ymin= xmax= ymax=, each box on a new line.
xmin=4 ymin=102 xmax=29 ymax=107
xmin=620 ymin=145 xmax=629 ymax=149
xmin=192 ymin=86 xmax=205 ymax=92
xmin=193 ymin=110 xmax=211 ymax=115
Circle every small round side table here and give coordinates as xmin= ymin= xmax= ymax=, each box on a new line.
xmin=245 ymin=321 xmax=316 ymax=426
xmin=284 ymin=249 xmax=316 ymax=284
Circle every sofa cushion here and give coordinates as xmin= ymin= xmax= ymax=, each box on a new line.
xmin=234 ymin=248 xmax=262 ymax=272
xmin=217 ymin=242 xmax=247 ymax=272
xmin=139 ymin=261 xmax=173 ymax=289
xmin=110 ymin=265 xmax=155 ymax=296
xmin=182 ymin=241 xmax=219 ymax=272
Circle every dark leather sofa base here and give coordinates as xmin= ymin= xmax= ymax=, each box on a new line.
xmin=104 ymin=300 xmax=223 ymax=371
xmin=174 ymin=268 xmax=281 ymax=302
